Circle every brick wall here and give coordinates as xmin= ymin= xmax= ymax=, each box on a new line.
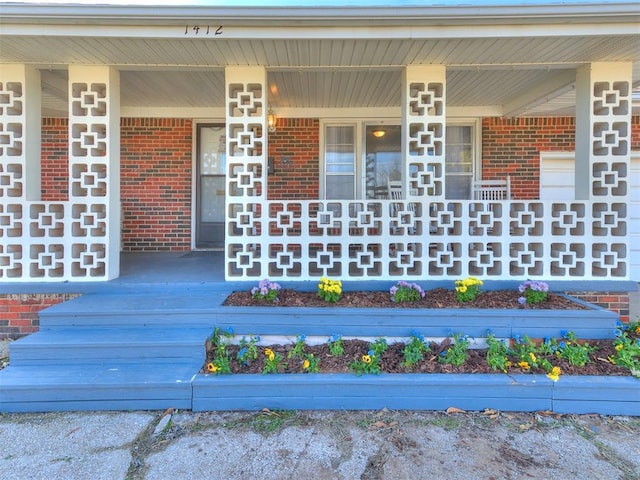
xmin=38 ymin=115 xmax=640 ymax=247
xmin=41 ymin=118 xmax=69 ymax=201
xmin=120 ymin=118 xmax=192 ymax=251
xmin=0 ymin=293 xmax=79 ymax=339
xmin=267 ymin=118 xmax=320 ymax=199
xmin=568 ymin=292 xmax=630 ymax=324
xmin=482 ymin=115 xmax=640 ymax=200
xmin=481 ymin=117 xmax=576 ymax=200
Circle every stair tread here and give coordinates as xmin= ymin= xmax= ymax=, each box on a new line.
xmin=0 ymin=362 xmax=201 ymax=386
xmin=41 ymin=292 xmax=227 ymax=316
xmin=14 ymin=327 xmax=212 ymax=346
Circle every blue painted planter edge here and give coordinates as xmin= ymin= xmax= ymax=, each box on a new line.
xmin=192 ymin=373 xmax=640 ymax=415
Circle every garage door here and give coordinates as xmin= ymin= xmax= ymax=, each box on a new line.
xmin=540 ymin=152 xmax=640 ymax=281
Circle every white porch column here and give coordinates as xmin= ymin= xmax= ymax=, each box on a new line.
xmin=402 ymin=65 xmax=446 ymax=200
xmin=575 ymin=62 xmax=632 ymax=277
xmin=224 ymin=66 xmax=267 ymax=279
xmin=67 ymin=65 xmax=120 ymax=280
xmin=0 ymin=65 xmax=41 ymax=279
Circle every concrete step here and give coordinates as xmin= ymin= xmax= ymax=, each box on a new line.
xmin=39 ymin=292 xmax=228 ymax=328
xmin=0 ymin=362 xmax=200 ymax=412
xmin=9 ymin=327 xmax=212 ymax=366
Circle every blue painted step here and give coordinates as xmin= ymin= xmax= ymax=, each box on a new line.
xmin=9 ymin=327 xmax=212 ymax=366
xmin=39 ymin=292 xmax=227 ymax=328
xmin=0 ymin=362 xmax=199 ymax=412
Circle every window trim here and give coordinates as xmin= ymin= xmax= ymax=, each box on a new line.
xmin=319 ymin=117 xmax=481 ymax=200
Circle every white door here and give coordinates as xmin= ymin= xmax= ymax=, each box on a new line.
xmin=540 ymin=152 xmax=640 ymax=280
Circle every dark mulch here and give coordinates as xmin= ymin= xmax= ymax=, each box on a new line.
xmin=224 ymin=288 xmax=589 ymax=310
xmin=205 ymin=338 xmax=634 ymax=377
xmin=214 ymin=288 xmax=633 ymax=377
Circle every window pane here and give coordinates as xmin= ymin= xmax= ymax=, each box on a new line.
xmin=446 ymin=125 xmax=471 ymax=144
xmin=365 ymin=125 xmax=401 ymax=199
xmin=445 ymin=175 xmax=472 ymax=200
xmin=325 ymin=125 xmax=356 ymax=198
xmin=326 ymin=175 xmax=355 ymax=199
xmin=446 ymin=126 xmax=473 ymax=199
xmin=326 ymin=125 xmax=354 ymax=145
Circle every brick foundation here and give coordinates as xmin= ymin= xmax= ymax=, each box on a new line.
xmin=0 ymin=294 xmax=79 ymax=339
xmin=568 ymin=292 xmax=630 ymax=323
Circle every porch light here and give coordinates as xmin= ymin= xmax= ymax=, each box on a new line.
xmin=372 ymin=129 xmax=386 ymax=138
xmin=267 ymin=108 xmax=277 ymax=133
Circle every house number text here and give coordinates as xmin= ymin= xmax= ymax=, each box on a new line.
xmin=184 ymin=25 xmax=223 ymax=36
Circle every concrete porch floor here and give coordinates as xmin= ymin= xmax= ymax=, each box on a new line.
xmin=1 ymin=251 xmax=639 ymax=320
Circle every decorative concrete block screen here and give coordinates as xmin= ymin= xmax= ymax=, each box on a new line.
xmin=0 ymin=65 xmax=119 ymax=282
xmin=225 ymin=64 xmax=631 ymax=281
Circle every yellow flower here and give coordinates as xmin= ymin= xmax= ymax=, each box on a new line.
xmin=615 ymin=344 xmax=623 ymax=351
xmin=362 ymin=355 xmax=372 ymax=364
xmin=264 ymin=348 xmax=275 ymax=361
xmin=635 ymin=326 xmax=640 ymax=334
xmin=207 ymin=363 xmax=218 ymax=373
xmin=529 ymin=352 xmax=537 ymax=363
xmin=302 ymin=359 xmax=310 ymax=370
xmin=518 ymin=361 xmax=530 ymax=371
xmin=457 ymin=285 xmax=468 ymax=293
xmin=546 ymin=366 xmax=561 ymax=382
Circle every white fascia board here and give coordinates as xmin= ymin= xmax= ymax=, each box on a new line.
xmin=2 ymin=21 xmax=638 ymax=41
xmin=2 ymin=1 xmax=639 ymax=21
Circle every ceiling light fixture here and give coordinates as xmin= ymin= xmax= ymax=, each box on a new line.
xmin=372 ymin=129 xmax=386 ymax=138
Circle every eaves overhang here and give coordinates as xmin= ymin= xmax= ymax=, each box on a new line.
xmin=1 ymin=1 xmax=639 ymax=28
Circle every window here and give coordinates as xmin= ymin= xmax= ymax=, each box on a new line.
xmin=321 ymin=121 xmax=477 ymax=200
xmin=324 ymin=125 xmax=356 ymax=199
xmin=445 ymin=125 xmax=475 ymax=200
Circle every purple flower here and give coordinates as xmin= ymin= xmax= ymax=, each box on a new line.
xmin=517 ymin=296 xmax=527 ymax=306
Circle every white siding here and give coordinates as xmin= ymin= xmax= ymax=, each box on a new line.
xmin=540 ymin=152 xmax=640 ymax=281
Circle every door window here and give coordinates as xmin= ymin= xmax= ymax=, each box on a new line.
xmin=196 ymin=124 xmax=226 ymax=248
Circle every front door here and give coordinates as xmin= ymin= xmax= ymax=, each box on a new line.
xmin=196 ymin=123 xmax=226 ymax=249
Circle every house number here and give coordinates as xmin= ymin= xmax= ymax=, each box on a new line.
xmin=184 ymin=25 xmax=223 ymax=36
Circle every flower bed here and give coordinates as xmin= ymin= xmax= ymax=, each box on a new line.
xmin=196 ymin=280 xmax=640 ymax=416
xmin=203 ymin=324 xmax=640 ymax=379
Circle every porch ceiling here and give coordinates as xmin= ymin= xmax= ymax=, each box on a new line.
xmin=2 ymin=17 xmax=639 ymax=117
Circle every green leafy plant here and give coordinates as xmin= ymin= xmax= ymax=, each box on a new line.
xmin=510 ymin=334 xmax=553 ymax=373
xmin=402 ymin=332 xmax=429 ymax=369
xmin=370 ymin=337 xmax=388 ymax=356
xmin=390 ymin=281 xmax=425 ymax=304
xmin=485 ymin=330 xmax=511 ymax=373
xmin=288 ymin=334 xmax=307 ymax=359
xmin=438 ymin=333 xmax=470 ymax=366
xmin=517 ymin=280 xmax=549 ymax=306
xmin=350 ymin=349 xmax=382 ymax=375
xmin=251 ymin=279 xmax=282 ymax=302
xmin=349 ymin=338 xmax=387 ymax=375
xmin=206 ymin=327 xmax=234 ymax=375
xmin=454 ymin=277 xmax=483 ymax=303
xmin=610 ymin=321 xmax=640 ymax=377
xmin=317 ymin=277 xmax=342 ymax=303
xmin=557 ymin=331 xmax=596 ymax=367
xmin=327 ymin=334 xmax=344 ymax=357
xmin=262 ymin=347 xmax=286 ymax=374
xmin=302 ymin=353 xmax=320 ymax=373
xmin=237 ymin=335 xmax=260 ymax=365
